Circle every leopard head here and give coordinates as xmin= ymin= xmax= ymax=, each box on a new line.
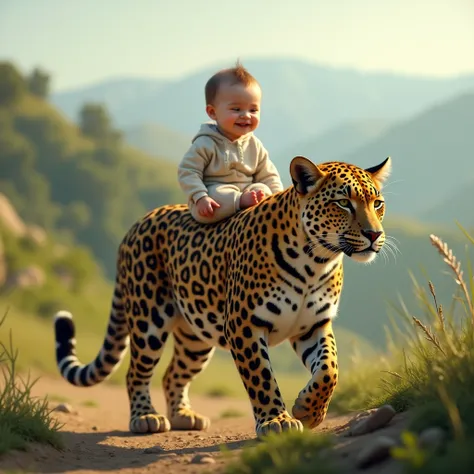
xmin=290 ymin=155 xmax=392 ymax=263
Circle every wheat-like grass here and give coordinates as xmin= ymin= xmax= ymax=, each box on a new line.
xmin=430 ymin=234 xmax=474 ymax=321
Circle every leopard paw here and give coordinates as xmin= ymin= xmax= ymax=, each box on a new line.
xmin=292 ymin=394 xmax=327 ymax=429
xmin=170 ymin=408 xmax=210 ymax=431
xmin=256 ymin=411 xmax=303 ymax=437
xmin=129 ymin=413 xmax=171 ymax=434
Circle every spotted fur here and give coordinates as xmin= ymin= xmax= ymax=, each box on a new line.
xmin=54 ymin=156 xmax=391 ymax=437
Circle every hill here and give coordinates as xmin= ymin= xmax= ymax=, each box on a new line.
xmin=0 ymin=64 xmax=184 ymax=278
xmin=419 ymin=179 xmax=474 ymax=227
xmin=274 ymin=118 xmax=392 ymax=186
xmin=52 ymin=58 xmax=474 ymax=156
xmin=334 ymin=92 xmax=474 ymax=220
xmin=123 ymin=122 xmax=191 ymax=162
xmin=50 ymin=77 xmax=170 ymax=123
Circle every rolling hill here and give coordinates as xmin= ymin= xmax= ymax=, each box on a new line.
xmin=1 ymin=85 xmax=184 ymax=278
xmin=275 ymin=118 xmax=392 ymax=186
xmin=51 ymin=58 xmax=474 ymax=157
xmin=123 ymin=122 xmax=191 ymax=162
xmin=50 ymin=77 xmax=170 ymax=123
xmin=332 ymin=92 xmax=474 ymax=220
xmin=420 ymin=179 xmax=474 ymax=227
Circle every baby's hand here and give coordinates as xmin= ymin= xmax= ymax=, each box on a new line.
xmin=196 ymin=196 xmax=220 ymax=217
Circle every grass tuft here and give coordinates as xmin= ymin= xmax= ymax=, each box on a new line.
xmin=223 ymin=430 xmax=336 ymax=474
xmin=0 ymin=311 xmax=63 ymax=455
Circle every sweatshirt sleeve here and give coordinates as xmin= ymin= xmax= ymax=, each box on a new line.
xmin=253 ymin=141 xmax=284 ymax=193
xmin=177 ymin=136 xmax=213 ymax=203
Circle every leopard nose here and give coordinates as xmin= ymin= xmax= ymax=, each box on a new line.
xmin=361 ymin=229 xmax=383 ymax=243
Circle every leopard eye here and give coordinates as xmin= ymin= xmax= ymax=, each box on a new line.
xmin=374 ymin=199 xmax=384 ymax=210
xmin=336 ymin=199 xmax=350 ymax=208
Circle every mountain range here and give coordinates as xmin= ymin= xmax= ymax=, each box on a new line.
xmin=52 ymin=58 xmax=474 ymax=157
xmin=50 ymin=58 xmax=474 ymax=227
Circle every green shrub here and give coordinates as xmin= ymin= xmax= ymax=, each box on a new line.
xmin=0 ymin=312 xmax=63 ymax=454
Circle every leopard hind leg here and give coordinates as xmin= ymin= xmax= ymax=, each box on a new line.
xmin=162 ymin=318 xmax=215 ymax=431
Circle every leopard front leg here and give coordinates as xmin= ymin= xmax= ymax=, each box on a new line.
xmin=226 ymin=319 xmax=303 ymax=437
xmin=162 ymin=319 xmax=215 ymax=431
xmin=290 ymin=318 xmax=338 ymax=429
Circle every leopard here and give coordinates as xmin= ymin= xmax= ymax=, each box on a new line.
xmin=54 ymin=155 xmax=391 ymax=437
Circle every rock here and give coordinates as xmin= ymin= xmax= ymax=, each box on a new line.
xmin=356 ymin=435 xmax=397 ymax=469
xmin=350 ymin=405 xmax=396 ymax=436
xmin=190 ymin=454 xmax=216 ymax=464
xmin=418 ymin=427 xmax=446 ymax=451
xmin=53 ymin=403 xmax=74 ymax=413
xmin=346 ymin=409 xmax=377 ymax=429
xmin=143 ymin=446 xmax=165 ymax=454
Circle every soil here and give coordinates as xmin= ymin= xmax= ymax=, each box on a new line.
xmin=0 ymin=374 xmax=411 ymax=474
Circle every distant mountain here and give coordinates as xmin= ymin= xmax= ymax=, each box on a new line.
xmin=333 ymin=92 xmax=474 ymax=219
xmin=274 ymin=118 xmax=392 ymax=186
xmin=124 ymin=123 xmax=191 ymax=162
xmin=419 ymin=179 xmax=474 ymax=227
xmin=50 ymin=77 xmax=169 ymax=123
xmin=52 ymin=58 xmax=474 ymax=157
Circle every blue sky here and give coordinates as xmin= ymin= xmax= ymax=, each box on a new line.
xmin=1 ymin=0 xmax=473 ymax=92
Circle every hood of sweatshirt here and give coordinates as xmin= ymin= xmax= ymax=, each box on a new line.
xmin=192 ymin=122 xmax=253 ymax=146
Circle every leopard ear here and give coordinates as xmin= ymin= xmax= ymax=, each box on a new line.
xmin=365 ymin=157 xmax=392 ymax=188
xmin=290 ymin=156 xmax=327 ymax=195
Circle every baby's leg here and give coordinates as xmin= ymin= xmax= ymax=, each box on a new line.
xmin=189 ymin=184 xmax=241 ymax=224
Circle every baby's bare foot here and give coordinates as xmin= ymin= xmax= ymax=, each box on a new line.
xmin=240 ymin=191 xmax=259 ymax=209
xmin=255 ymin=190 xmax=265 ymax=203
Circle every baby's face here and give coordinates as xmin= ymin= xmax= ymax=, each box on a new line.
xmin=206 ymin=82 xmax=261 ymax=141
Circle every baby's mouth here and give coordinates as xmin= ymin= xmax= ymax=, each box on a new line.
xmin=236 ymin=123 xmax=251 ymax=128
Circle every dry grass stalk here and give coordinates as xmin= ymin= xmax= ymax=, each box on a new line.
xmin=428 ymin=280 xmax=445 ymax=331
xmin=412 ymin=316 xmax=446 ymax=355
xmin=429 ymin=234 xmax=474 ymax=321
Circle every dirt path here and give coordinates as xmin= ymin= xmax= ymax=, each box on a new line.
xmin=0 ymin=374 xmax=410 ymax=474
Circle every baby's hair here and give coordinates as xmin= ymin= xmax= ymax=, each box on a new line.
xmin=205 ymin=60 xmax=259 ymax=105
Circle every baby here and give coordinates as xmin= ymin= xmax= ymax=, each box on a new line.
xmin=178 ymin=61 xmax=283 ymax=224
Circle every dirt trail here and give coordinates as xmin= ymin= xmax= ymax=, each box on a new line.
xmin=0 ymin=374 xmax=410 ymax=474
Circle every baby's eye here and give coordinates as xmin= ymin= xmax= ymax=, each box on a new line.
xmin=231 ymin=108 xmax=240 ymax=112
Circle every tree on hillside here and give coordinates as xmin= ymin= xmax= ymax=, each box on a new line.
xmin=0 ymin=62 xmax=26 ymax=107
xmin=78 ymin=103 xmax=122 ymax=146
xmin=27 ymin=67 xmax=51 ymax=98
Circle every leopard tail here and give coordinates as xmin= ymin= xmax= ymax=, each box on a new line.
xmin=53 ymin=275 xmax=129 ymax=386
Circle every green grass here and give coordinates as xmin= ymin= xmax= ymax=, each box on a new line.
xmin=223 ymin=431 xmax=336 ymax=474
xmin=0 ymin=313 xmax=63 ymax=455
xmin=331 ymin=226 xmax=474 ymax=472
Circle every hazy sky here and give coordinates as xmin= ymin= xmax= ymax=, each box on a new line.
xmin=1 ymin=0 xmax=473 ymax=92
